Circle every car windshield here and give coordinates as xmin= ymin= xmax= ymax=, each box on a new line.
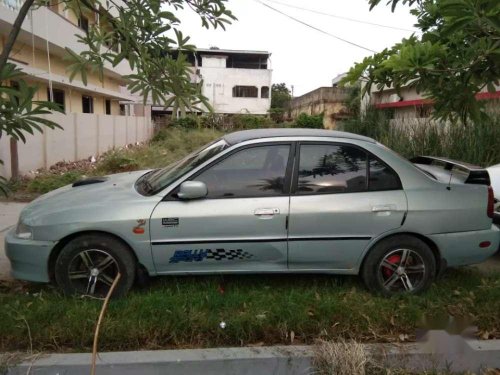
xmin=136 ymin=138 xmax=229 ymax=195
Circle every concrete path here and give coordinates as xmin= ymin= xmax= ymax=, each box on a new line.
xmin=4 ymin=336 xmax=500 ymax=374
xmin=0 ymin=202 xmax=27 ymax=280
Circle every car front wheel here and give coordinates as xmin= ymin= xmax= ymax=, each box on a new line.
xmin=54 ymin=234 xmax=136 ymax=297
xmin=361 ymin=235 xmax=436 ymax=296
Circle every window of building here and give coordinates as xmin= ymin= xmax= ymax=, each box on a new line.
xmin=261 ymin=86 xmax=269 ymax=99
xmin=82 ymin=95 xmax=94 ymax=113
xmin=297 ymin=144 xmax=367 ymax=194
xmin=47 ymin=88 xmax=65 ymax=112
xmin=78 ymin=15 xmax=89 ymax=33
xmin=232 ymin=86 xmax=258 ymax=98
xmin=194 ymin=145 xmax=290 ymax=198
xmin=105 ymin=99 xmax=111 ymax=115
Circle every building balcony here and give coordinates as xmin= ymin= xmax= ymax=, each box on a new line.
xmin=0 ymin=0 xmax=133 ymax=81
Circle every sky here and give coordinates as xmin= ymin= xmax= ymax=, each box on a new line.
xmin=174 ymin=0 xmax=418 ymax=96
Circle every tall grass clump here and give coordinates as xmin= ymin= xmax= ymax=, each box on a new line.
xmin=313 ymin=339 xmax=369 ymax=375
xmin=340 ymin=109 xmax=500 ymax=167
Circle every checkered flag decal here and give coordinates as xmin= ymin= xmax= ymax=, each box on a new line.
xmin=206 ymin=248 xmax=254 ymax=261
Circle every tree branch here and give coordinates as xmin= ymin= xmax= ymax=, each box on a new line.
xmin=0 ymin=0 xmax=36 ymax=72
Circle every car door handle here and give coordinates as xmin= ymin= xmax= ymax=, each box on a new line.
xmin=372 ymin=205 xmax=396 ymax=212
xmin=254 ymin=208 xmax=280 ymax=216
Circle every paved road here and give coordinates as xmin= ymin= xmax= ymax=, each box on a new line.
xmin=0 ymin=202 xmax=27 ymax=280
xmin=0 ymin=201 xmax=498 ymax=281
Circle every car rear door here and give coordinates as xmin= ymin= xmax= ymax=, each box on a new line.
xmin=150 ymin=142 xmax=294 ymax=273
xmin=287 ymin=141 xmax=407 ymax=271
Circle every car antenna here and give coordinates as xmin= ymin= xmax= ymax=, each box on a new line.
xmin=447 ymin=169 xmax=453 ymax=191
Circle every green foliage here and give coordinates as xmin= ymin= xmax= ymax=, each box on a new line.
xmin=294 ymin=113 xmax=324 ymax=129
xmin=0 ymin=0 xmax=236 ymax=195
xmin=271 ymin=83 xmax=292 ymax=109
xmin=200 ymin=113 xmax=224 ymax=129
xmin=26 ymin=171 xmax=84 ymax=194
xmin=340 ymin=110 xmax=500 ymax=166
xmin=0 ymin=63 xmax=63 ymax=195
xmin=232 ymin=114 xmax=272 ymax=129
xmin=0 ymin=64 xmax=62 ymax=143
xmin=63 ymin=0 xmax=235 ymax=113
xmin=0 ymin=269 xmax=499 ymax=352
xmin=343 ymin=0 xmax=500 ymax=123
xmin=7 ymin=128 xmax=223 ymax=199
xmin=269 ymin=107 xmax=286 ymax=123
xmin=345 ymin=84 xmax=361 ymax=118
xmin=96 ymin=150 xmax=140 ymax=173
xmin=270 ymin=83 xmax=292 ymax=122
xmin=170 ymin=114 xmax=200 ymax=129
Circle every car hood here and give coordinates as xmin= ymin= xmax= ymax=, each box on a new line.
xmin=21 ymin=170 xmax=152 ymax=225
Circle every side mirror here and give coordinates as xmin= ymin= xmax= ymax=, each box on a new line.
xmin=177 ymin=181 xmax=208 ymax=200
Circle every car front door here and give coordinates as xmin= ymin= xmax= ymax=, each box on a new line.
xmin=150 ymin=143 xmax=293 ymax=274
xmin=288 ymin=142 xmax=407 ymax=271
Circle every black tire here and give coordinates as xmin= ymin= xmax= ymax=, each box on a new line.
xmin=361 ymin=235 xmax=436 ymax=296
xmin=54 ymin=233 xmax=136 ymax=297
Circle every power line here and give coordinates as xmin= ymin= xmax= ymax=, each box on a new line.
xmin=253 ymin=0 xmax=378 ymax=53
xmin=264 ymin=0 xmax=416 ymax=32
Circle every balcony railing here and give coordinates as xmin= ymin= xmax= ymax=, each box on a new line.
xmin=2 ymin=0 xmax=22 ymax=11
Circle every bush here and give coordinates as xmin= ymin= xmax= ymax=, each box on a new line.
xmin=27 ymin=171 xmax=84 ymax=193
xmin=269 ymin=108 xmax=285 ymax=123
xmin=232 ymin=114 xmax=273 ymax=129
xmin=340 ymin=109 xmax=500 ymax=167
xmin=294 ymin=113 xmax=324 ymax=129
xmin=97 ymin=150 xmax=140 ymax=173
xmin=200 ymin=113 xmax=224 ymax=129
xmin=171 ymin=115 xmax=200 ymax=129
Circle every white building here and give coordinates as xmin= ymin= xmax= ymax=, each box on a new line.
xmin=151 ymin=48 xmax=272 ymax=119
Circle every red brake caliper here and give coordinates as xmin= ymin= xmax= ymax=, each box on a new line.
xmin=383 ymin=255 xmax=401 ymax=278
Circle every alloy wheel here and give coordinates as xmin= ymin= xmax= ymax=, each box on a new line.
xmin=378 ymin=248 xmax=426 ymax=293
xmin=68 ymin=249 xmax=119 ymax=296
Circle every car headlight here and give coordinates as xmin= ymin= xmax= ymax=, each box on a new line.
xmin=15 ymin=221 xmax=33 ymax=240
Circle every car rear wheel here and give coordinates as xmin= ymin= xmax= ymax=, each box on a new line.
xmin=54 ymin=234 xmax=136 ymax=297
xmin=361 ymin=235 xmax=436 ymax=296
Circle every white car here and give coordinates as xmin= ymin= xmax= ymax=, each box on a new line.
xmin=487 ymin=164 xmax=500 ymax=212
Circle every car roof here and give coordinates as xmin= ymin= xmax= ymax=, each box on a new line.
xmin=223 ymin=128 xmax=376 ymax=145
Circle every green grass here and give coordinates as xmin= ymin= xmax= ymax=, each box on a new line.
xmin=0 ymin=268 xmax=499 ymax=353
xmin=5 ymin=128 xmax=223 ymax=198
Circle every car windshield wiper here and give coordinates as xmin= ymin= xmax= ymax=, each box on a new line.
xmin=140 ymin=178 xmax=154 ymax=194
xmin=137 ymin=170 xmax=157 ymax=194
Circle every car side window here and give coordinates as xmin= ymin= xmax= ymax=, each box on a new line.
xmin=194 ymin=145 xmax=290 ymax=198
xmin=368 ymin=156 xmax=401 ymax=191
xmin=297 ymin=144 xmax=367 ymax=194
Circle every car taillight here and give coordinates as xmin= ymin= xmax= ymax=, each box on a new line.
xmin=487 ymin=186 xmax=494 ymax=219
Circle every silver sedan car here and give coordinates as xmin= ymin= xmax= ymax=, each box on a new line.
xmin=6 ymin=129 xmax=499 ymax=296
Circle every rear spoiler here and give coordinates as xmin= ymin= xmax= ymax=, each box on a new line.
xmin=410 ymin=156 xmax=491 ymax=186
